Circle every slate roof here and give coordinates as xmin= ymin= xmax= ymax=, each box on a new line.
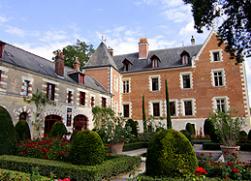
xmin=113 ymin=44 xmax=203 ymax=73
xmin=0 ymin=41 xmax=108 ymax=94
xmin=84 ymin=42 xmax=118 ymax=70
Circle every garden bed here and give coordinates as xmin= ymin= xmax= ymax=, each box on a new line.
xmin=0 ymin=155 xmax=141 ymax=181
xmin=136 ymin=175 xmax=222 ymax=181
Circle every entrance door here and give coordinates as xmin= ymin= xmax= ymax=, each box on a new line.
xmin=44 ymin=115 xmax=62 ymax=134
xmin=73 ymin=115 xmax=88 ymax=131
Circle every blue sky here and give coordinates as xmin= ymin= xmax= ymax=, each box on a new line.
xmin=1 ymin=0 xmax=251 ymax=104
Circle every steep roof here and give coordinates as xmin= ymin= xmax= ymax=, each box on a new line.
xmin=1 ymin=41 xmax=108 ymax=94
xmin=84 ymin=42 xmax=118 ymax=70
xmin=113 ymin=44 xmax=203 ymax=73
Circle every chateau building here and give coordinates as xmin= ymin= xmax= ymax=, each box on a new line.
xmin=84 ymin=32 xmax=250 ymax=133
xmin=0 ymin=31 xmax=250 ymax=137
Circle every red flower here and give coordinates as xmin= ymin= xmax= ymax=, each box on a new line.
xmin=232 ymin=168 xmax=239 ymax=173
xmin=226 ymin=161 xmax=233 ymax=167
xmin=195 ymin=167 xmax=208 ymax=175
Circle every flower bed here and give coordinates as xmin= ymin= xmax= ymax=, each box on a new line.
xmin=0 ymin=155 xmax=141 ymax=181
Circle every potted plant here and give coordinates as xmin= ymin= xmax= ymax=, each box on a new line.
xmin=209 ymin=111 xmax=245 ymax=161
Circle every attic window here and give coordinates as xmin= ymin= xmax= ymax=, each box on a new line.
xmin=180 ymin=51 xmax=190 ymax=65
xmin=122 ymin=58 xmax=132 ymax=72
xmin=150 ymin=55 xmax=160 ymax=68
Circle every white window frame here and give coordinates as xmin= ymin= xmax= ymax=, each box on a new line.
xmin=122 ymin=102 xmax=132 ymax=118
xmin=211 ymin=68 xmax=226 ymax=87
xmin=122 ymin=78 xmax=131 ymax=94
xmin=181 ymin=98 xmax=196 ymax=116
xmin=180 ymin=72 xmax=193 ymax=89
xmin=210 ymin=49 xmax=223 ymax=62
xmin=169 ymin=99 xmax=179 ymax=117
xmin=149 ymin=100 xmax=163 ymax=117
xmin=149 ymin=75 xmax=161 ymax=92
xmin=66 ymin=88 xmax=74 ymax=104
xmin=212 ymin=96 xmax=230 ymax=113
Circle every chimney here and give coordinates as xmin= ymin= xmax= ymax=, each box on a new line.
xmin=138 ymin=38 xmax=149 ymax=59
xmin=191 ymin=36 xmax=195 ymax=45
xmin=55 ymin=50 xmax=64 ymax=77
xmin=108 ymin=47 xmax=113 ymax=56
xmin=73 ymin=57 xmax=81 ymax=72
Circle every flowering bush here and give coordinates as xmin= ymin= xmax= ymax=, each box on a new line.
xmin=195 ymin=166 xmax=208 ymax=175
xmin=16 ymin=137 xmax=70 ymax=161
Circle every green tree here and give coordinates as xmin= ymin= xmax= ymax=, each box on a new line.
xmin=183 ymin=0 xmax=251 ymax=62
xmin=53 ymin=40 xmax=94 ymax=69
xmin=92 ymin=106 xmax=115 ymax=130
xmin=165 ymin=80 xmax=172 ymax=129
xmin=142 ymin=96 xmax=147 ymax=132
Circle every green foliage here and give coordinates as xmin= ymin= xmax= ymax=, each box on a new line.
xmin=125 ymin=119 xmax=138 ymax=137
xmin=209 ymin=111 xmax=245 ymax=146
xmin=146 ymin=129 xmax=198 ymax=177
xmin=92 ymin=106 xmax=115 ymax=130
xmin=49 ymin=122 xmax=67 ymax=138
xmin=239 ymin=130 xmax=248 ymax=143
xmin=53 ymin=40 xmax=94 ymax=69
xmin=0 ymin=107 xmax=16 ymax=155
xmin=180 ymin=129 xmax=192 ymax=142
xmin=69 ymin=131 xmax=105 ymax=165
xmin=185 ymin=123 xmax=196 ymax=136
xmin=0 ymin=155 xmax=140 ymax=181
xmin=15 ymin=120 xmax=31 ymax=143
xmin=183 ymin=0 xmax=251 ymax=62
xmin=248 ymin=129 xmax=251 ymax=141
xmin=142 ymin=96 xmax=147 ymax=132
xmin=203 ymin=119 xmax=219 ymax=143
xmin=165 ymin=80 xmax=172 ymax=129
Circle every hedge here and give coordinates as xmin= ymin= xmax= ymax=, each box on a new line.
xmin=0 ymin=155 xmax=141 ymax=181
xmin=203 ymin=142 xmax=251 ymax=151
xmin=123 ymin=142 xmax=148 ymax=151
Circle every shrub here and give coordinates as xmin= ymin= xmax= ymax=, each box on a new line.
xmin=203 ymin=119 xmax=219 ymax=143
xmin=49 ymin=122 xmax=67 ymax=138
xmin=0 ymin=155 xmax=140 ymax=181
xmin=146 ymin=129 xmax=198 ymax=177
xmin=0 ymin=107 xmax=16 ymax=155
xmin=69 ymin=130 xmax=105 ymax=165
xmin=15 ymin=120 xmax=31 ymax=143
xmin=125 ymin=119 xmax=138 ymax=137
xmin=185 ymin=123 xmax=195 ymax=136
xmin=180 ymin=129 xmax=192 ymax=142
xmin=239 ymin=130 xmax=248 ymax=143
xmin=248 ymin=129 xmax=251 ymax=141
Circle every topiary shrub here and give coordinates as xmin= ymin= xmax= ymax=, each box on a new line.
xmin=239 ymin=130 xmax=248 ymax=143
xmin=49 ymin=122 xmax=67 ymax=138
xmin=15 ymin=120 xmax=31 ymax=142
xmin=69 ymin=130 xmax=105 ymax=165
xmin=185 ymin=123 xmax=196 ymax=136
xmin=146 ymin=129 xmax=198 ymax=177
xmin=180 ymin=129 xmax=192 ymax=142
xmin=0 ymin=107 xmax=16 ymax=155
xmin=125 ymin=119 xmax=138 ymax=137
xmin=248 ymin=129 xmax=251 ymax=141
xmin=203 ymin=119 xmax=219 ymax=142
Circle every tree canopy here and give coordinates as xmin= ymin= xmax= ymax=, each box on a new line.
xmin=183 ymin=0 xmax=251 ymax=62
xmin=53 ymin=40 xmax=94 ymax=69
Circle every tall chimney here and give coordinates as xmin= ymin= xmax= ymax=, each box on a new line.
xmin=191 ymin=36 xmax=195 ymax=45
xmin=73 ymin=57 xmax=81 ymax=72
xmin=108 ymin=47 xmax=113 ymax=56
xmin=138 ymin=38 xmax=149 ymax=59
xmin=55 ymin=50 xmax=64 ymax=77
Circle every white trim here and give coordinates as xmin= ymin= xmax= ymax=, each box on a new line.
xmin=42 ymin=78 xmax=59 ymax=85
xmin=209 ymin=49 xmax=223 ymax=62
xmin=180 ymin=72 xmax=193 ymax=89
xmin=122 ymin=78 xmax=131 ymax=93
xmin=212 ymin=96 xmax=230 ymax=112
xmin=122 ymin=102 xmax=132 ymax=118
xmin=149 ymin=100 xmax=163 ymax=117
xmin=77 ymin=88 xmax=89 ymax=93
xmin=0 ymin=66 xmax=9 ymax=72
xmin=149 ymin=75 xmax=161 ymax=91
xmin=241 ymin=63 xmax=250 ymax=117
xmin=211 ymin=68 xmax=226 ymax=87
xmin=180 ymin=98 xmax=196 ymax=116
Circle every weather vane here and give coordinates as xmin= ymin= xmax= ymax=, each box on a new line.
xmin=100 ymin=34 xmax=107 ymax=43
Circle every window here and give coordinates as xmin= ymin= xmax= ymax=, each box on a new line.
xmin=123 ymin=80 xmax=130 ymax=93
xmin=152 ymin=59 xmax=159 ymax=68
xmin=182 ymin=74 xmax=191 ymax=89
xmin=67 ymin=91 xmax=73 ymax=104
xmin=102 ymin=97 xmax=106 ymax=108
xmin=23 ymin=80 xmax=30 ymax=96
xmin=213 ymin=70 xmax=224 ymax=87
xmin=91 ymin=96 xmax=95 ymax=107
xmin=212 ymin=51 xmax=221 ymax=62
xmin=79 ymin=91 xmax=86 ymax=105
xmin=152 ymin=102 xmax=160 ymax=117
xmin=182 ymin=55 xmax=189 ymax=65
xmin=216 ymin=98 xmax=226 ymax=112
xmin=47 ymin=83 xmax=55 ymax=101
xmin=184 ymin=100 xmax=193 ymax=116
xmin=124 ymin=63 xmax=130 ymax=71
xmin=19 ymin=112 xmax=28 ymax=121
xmin=170 ymin=101 xmax=176 ymax=116
xmin=123 ymin=104 xmax=130 ymax=118
xmin=151 ymin=77 xmax=159 ymax=91
xmin=66 ymin=107 xmax=72 ymax=127
xmin=122 ymin=58 xmax=132 ymax=72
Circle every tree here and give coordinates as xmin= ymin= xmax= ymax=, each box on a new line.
xmin=25 ymin=90 xmax=51 ymax=138
xmin=165 ymin=80 xmax=172 ymax=129
xmin=142 ymin=96 xmax=147 ymax=132
xmin=53 ymin=40 xmax=94 ymax=69
xmin=183 ymin=0 xmax=251 ymax=62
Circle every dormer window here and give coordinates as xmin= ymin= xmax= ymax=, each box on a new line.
xmin=180 ymin=51 xmax=190 ymax=65
xmin=122 ymin=58 xmax=133 ymax=72
xmin=150 ymin=55 xmax=160 ymax=68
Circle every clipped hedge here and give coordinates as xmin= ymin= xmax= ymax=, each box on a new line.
xmin=15 ymin=120 xmax=31 ymax=142
xmin=49 ymin=122 xmax=67 ymax=138
xmin=123 ymin=142 xmax=148 ymax=151
xmin=0 ymin=155 xmax=141 ymax=181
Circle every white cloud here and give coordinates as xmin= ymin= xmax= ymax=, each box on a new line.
xmin=38 ymin=30 xmax=68 ymax=42
xmin=179 ymin=21 xmax=195 ymax=35
xmin=5 ymin=26 xmax=25 ymax=37
xmin=0 ymin=16 xmax=8 ymax=24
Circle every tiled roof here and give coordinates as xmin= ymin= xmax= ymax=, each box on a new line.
xmin=1 ymin=41 xmax=108 ymax=94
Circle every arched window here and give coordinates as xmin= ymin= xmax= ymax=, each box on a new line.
xmin=150 ymin=55 xmax=160 ymax=68
xmin=19 ymin=112 xmax=28 ymax=121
